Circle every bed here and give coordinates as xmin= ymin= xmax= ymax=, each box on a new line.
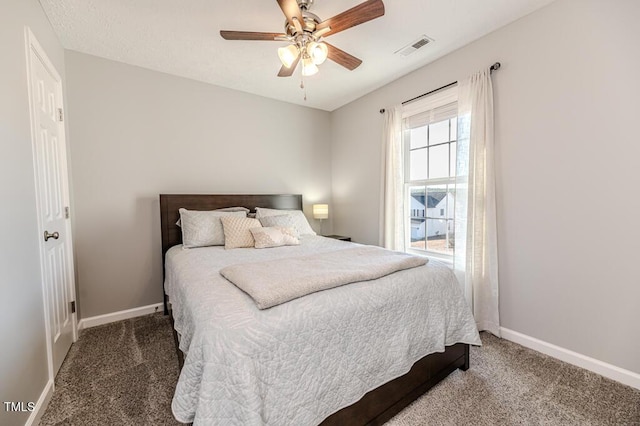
xmin=160 ymin=194 xmax=480 ymax=425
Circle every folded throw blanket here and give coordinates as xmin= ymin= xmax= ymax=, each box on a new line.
xmin=220 ymin=246 xmax=428 ymax=309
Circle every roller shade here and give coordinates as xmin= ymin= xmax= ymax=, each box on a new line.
xmin=404 ymin=101 xmax=457 ymax=129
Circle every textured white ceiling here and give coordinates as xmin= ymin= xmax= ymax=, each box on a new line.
xmin=40 ymin=0 xmax=555 ymax=111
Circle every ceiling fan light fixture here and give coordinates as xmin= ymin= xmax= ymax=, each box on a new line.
xmin=278 ymin=44 xmax=300 ymax=68
xmin=302 ymin=56 xmax=319 ymax=76
xmin=308 ymin=41 xmax=328 ymax=65
xmin=221 ymin=0 xmax=385 ymax=78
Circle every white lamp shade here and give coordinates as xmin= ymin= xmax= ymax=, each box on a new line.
xmin=313 ymin=204 xmax=329 ymax=219
xmin=308 ymin=42 xmax=328 ymax=65
xmin=301 ymin=57 xmax=319 ymax=76
xmin=302 ymin=64 xmax=318 ymax=76
xmin=278 ymin=44 xmax=300 ymax=68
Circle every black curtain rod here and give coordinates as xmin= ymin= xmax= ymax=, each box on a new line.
xmin=402 ymin=81 xmax=457 ymax=106
xmin=379 ymin=62 xmax=501 ymax=114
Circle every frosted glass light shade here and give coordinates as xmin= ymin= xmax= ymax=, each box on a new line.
xmin=302 ymin=56 xmax=319 ymax=76
xmin=278 ymin=44 xmax=300 ymax=68
xmin=308 ymin=42 xmax=328 ymax=65
xmin=313 ymin=204 xmax=329 ymax=219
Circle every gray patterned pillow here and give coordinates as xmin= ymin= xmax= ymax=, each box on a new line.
xmin=179 ymin=209 xmax=247 ymax=248
xmin=250 ymin=227 xmax=299 ymax=249
xmin=220 ymin=216 xmax=262 ymax=249
xmin=215 ymin=207 xmax=250 ymax=213
xmin=176 ymin=207 xmax=249 ymax=227
xmin=258 ymin=215 xmax=300 ymax=238
xmin=255 ymin=208 xmax=316 ymax=236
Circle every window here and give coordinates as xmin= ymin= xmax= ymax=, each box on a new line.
xmin=403 ymin=88 xmax=458 ymax=258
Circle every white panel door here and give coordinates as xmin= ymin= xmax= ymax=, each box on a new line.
xmin=26 ymin=29 xmax=77 ymax=378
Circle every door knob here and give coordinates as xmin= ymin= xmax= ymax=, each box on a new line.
xmin=44 ymin=231 xmax=59 ymax=241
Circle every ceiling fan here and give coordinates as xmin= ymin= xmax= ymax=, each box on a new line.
xmin=220 ymin=0 xmax=385 ymax=78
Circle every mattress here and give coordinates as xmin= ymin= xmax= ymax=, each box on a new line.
xmin=165 ymin=235 xmax=481 ymax=425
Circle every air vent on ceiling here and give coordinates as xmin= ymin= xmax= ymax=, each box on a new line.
xmin=395 ymin=35 xmax=434 ymax=57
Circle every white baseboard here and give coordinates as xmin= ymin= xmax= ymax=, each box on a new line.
xmin=500 ymin=327 xmax=640 ymax=390
xmin=25 ymin=379 xmax=53 ymax=426
xmin=78 ymin=303 xmax=163 ymax=331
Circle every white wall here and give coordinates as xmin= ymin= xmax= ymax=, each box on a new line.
xmin=331 ymin=0 xmax=640 ymax=374
xmin=0 ymin=1 xmax=68 ymax=425
xmin=65 ymin=51 xmax=332 ymax=319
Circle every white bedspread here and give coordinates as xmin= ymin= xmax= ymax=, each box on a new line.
xmin=165 ymin=236 xmax=481 ymax=425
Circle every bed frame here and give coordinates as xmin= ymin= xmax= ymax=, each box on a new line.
xmin=159 ymin=193 xmax=469 ymax=426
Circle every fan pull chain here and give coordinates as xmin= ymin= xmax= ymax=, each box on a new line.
xmin=300 ymin=77 xmax=307 ymax=101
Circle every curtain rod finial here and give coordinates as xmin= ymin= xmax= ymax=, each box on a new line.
xmin=380 ymin=108 xmax=386 ymax=114
xmin=490 ymin=62 xmax=501 ymax=72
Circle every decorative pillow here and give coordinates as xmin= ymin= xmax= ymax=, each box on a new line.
xmin=179 ymin=209 xmax=247 ymax=248
xmin=255 ymin=208 xmax=316 ymax=236
xmin=250 ymin=227 xmax=300 ymax=249
xmin=258 ymin=215 xmax=300 ymax=238
xmin=176 ymin=207 xmax=249 ymax=227
xmin=215 ymin=206 xmax=250 ymax=213
xmin=220 ymin=216 xmax=262 ymax=249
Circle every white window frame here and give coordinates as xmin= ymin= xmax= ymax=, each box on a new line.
xmin=401 ymin=86 xmax=458 ymax=262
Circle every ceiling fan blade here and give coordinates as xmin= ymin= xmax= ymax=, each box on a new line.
xmin=316 ymin=0 xmax=385 ymax=37
xmin=277 ymin=55 xmax=301 ymax=77
xmin=277 ymin=0 xmax=305 ymax=31
xmin=326 ymin=43 xmax=362 ymax=70
xmin=220 ymin=31 xmax=286 ymax=41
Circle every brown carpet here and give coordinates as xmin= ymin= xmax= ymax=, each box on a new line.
xmin=387 ymin=334 xmax=640 ymax=426
xmin=41 ymin=314 xmax=640 ymax=425
xmin=40 ymin=314 xmax=181 ymax=425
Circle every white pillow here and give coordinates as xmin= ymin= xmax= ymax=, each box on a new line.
xmin=214 ymin=207 xmax=250 ymax=213
xmin=255 ymin=208 xmax=316 ymax=236
xmin=258 ymin=215 xmax=300 ymax=238
xmin=220 ymin=216 xmax=262 ymax=249
xmin=176 ymin=207 xmax=249 ymax=227
xmin=179 ymin=209 xmax=247 ymax=248
xmin=250 ymin=227 xmax=300 ymax=249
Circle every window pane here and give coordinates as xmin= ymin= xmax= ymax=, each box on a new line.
xmin=450 ymin=117 xmax=457 ymax=141
xmin=410 ymin=148 xmax=427 ymax=181
xmin=426 ymin=219 xmax=454 ymax=255
xmin=450 ymin=141 xmax=457 ymax=177
xmin=446 ymin=186 xmax=455 ymax=219
xmin=446 ymin=219 xmax=455 ymax=255
xmin=424 ymin=185 xmax=454 ymax=255
xmin=428 ymin=120 xmax=449 ymax=145
xmin=426 ymin=219 xmax=446 ymax=250
xmin=410 ymin=126 xmax=427 ymax=149
xmin=425 ymin=184 xmax=447 ymax=217
xmin=409 ymin=186 xmax=426 ymax=250
xmin=410 ymin=186 xmax=426 ymax=218
xmin=410 ymin=218 xmax=426 ymax=250
xmin=428 ymin=144 xmax=449 ymax=179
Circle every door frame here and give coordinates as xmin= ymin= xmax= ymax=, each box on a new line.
xmin=25 ymin=27 xmax=78 ymax=382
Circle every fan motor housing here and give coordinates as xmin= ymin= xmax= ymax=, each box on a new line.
xmin=285 ymin=11 xmax=320 ymax=36
xmin=298 ymin=0 xmax=314 ymax=10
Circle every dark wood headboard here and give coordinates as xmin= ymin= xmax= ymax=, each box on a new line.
xmin=159 ymin=194 xmax=303 ymax=258
xmin=158 ymin=193 xmax=302 ymax=315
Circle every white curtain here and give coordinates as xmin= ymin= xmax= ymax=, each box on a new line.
xmin=454 ymin=69 xmax=501 ymax=337
xmin=380 ymin=105 xmax=405 ymax=251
